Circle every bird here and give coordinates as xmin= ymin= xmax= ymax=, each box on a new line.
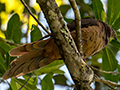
xmin=3 ymin=18 xmax=117 ymax=80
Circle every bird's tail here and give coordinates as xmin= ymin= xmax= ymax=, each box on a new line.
xmin=3 ymin=38 xmax=61 ymax=80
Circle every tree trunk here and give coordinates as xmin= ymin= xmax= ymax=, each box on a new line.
xmin=36 ymin=0 xmax=94 ymax=89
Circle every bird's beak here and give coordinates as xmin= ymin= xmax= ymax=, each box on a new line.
xmin=114 ymin=35 xmax=118 ymax=40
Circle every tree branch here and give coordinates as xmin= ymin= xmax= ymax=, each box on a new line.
xmin=0 ymin=38 xmax=19 ymax=46
xmin=20 ymin=0 xmax=50 ymax=34
xmin=91 ymin=66 xmax=120 ymax=74
xmin=20 ymin=0 xmax=120 ymax=90
xmin=68 ymin=0 xmax=84 ymax=58
xmin=38 ymin=34 xmax=51 ymax=41
xmin=36 ymin=0 xmax=94 ymax=89
xmin=94 ymin=74 xmax=120 ymax=89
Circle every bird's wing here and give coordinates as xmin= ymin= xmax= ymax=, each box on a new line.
xmin=3 ymin=38 xmax=61 ymax=79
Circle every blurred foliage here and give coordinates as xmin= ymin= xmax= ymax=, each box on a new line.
xmin=0 ymin=0 xmax=120 ymax=90
xmin=102 ymin=47 xmax=119 ymax=82
xmin=31 ymin=24 xmax=42 ymax=42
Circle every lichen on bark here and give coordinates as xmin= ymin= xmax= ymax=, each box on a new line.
xmin=37 ymin=0 xmax=94 ymax=89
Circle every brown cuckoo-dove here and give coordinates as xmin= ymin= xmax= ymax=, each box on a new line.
xmin=3 ymin=18 xmax=117 ymax=79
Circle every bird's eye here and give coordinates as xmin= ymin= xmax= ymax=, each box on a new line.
xmin=114 ymin=35 xmax=118 ymax=40
xmin=111 ymin=28 xmax=114 ymax=31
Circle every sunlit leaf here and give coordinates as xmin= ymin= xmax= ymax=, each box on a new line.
xmin=0 ymin=0 xmax=24 ymax=26
xmin=55 ymin=0 xmax=63 ymax=7
xmin=29 ymin=15 xmax=38 ymax=30
xmin=101 ymin=10 xmax=106 ymax=22
xmin=24 ymin=73 xmax=38 ymax=86
xmin=33 ymin=74 xmax=38 ymax=86
xmin=0 ymin=12 xmax=8 ymax=25
xmin=23 ymin=75 xmax=38 ymax=86
xmin=41 ymin=73 xmax=54 ymax=90
xmin=0 ymin=30 xmax=6 ymax=39
xmin=11 ymin=79 xmax=20 ymax=90
xmin=13 ymin=78 xmax=38 ymax=90
xmin=3 ymin=0 xmax=24 ymax=14
xmin=33 ymin=3 xmax=41 ymax=13
xmin=23 ymin=75 xmax=35 ymax=84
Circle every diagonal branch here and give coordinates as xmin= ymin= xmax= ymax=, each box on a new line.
xmin=68 ymin=0 xmax=84 ymax=58
xmin=0 ymin=37 xmax=19 ymax=46
xmin=94 ymin=74 xmax=120 ymax=89
xmin=20 ymin=0 xmax=50 ymax=34
xmin=36 ymin=0 xmax=94 ymax=90
xmin=91 ymin=66 xmax=120 ymax=74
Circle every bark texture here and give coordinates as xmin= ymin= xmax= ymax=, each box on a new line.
xmin=37 ymin=0 xmax=94 ymax=89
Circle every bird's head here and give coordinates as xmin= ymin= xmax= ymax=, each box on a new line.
xmin=110 ymin=28 xmax=117 ymax=40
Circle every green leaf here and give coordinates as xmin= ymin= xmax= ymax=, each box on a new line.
xmin=11 ymin=79 xmax=20 ymax=90
xmin=59 ymin=5 xmax=71 ymax=16
xmin=33 ymin=74 xmax=38 ymax=86
xmin=102 ymin=47 xmax=119 ymax=82
xmin=107 ymin=0 xmax=120 ymax=26
xmin=41 ymin=73 xmax=54 ymax=90
xmin=5 ymin=53 xmax=16 ymax=70
xmin=64 ymin=17 xmax=73 ymax=23
xmin=92 ymin=0 xmax=105 ymax=20
xmin=31 ymin=24 xmax=42 ymax=42
xmin=101 ymin=10 xmax=106 ymax=22
xmin=118 ymin=65 xmax=120 ymax=73
xmin=23 ymin=75 xmax=35 ymax=85
xmin=23 ymin=75 xmax=38 ymax=86
xmin=102 ymin=47 xmax=118 ymax=71
xmin=6 ymin=13 xmax=22 ymax=44
xmin=112 ymin=16 xmax=120 ymax=30
xmin=110 ymin=39 xmax=120 ymax=48
xmin=0 ymin=55 xmax=6 ymax=71
xmin=53 ymin=75 xmax=67 ymax=86
xmin=13 ymin=78 xmax=38 ymax=90
xmin=0 ymin=41 xmax=11 ymax=52
xmin=36 ymin=60 xmax=64 ymax=75
xmin=0 ymin=3 xmax=5 ymax=12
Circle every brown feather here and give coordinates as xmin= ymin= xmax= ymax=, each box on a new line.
xmin=3 ymin=18 xmax=116 ymax=80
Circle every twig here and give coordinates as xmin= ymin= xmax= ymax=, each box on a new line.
xmin=19 ymin=74 xmax=33 ymax=90
xmin=6 ymin=80 xmax=11 ymax=87
xmin=94 ymin=74 xmax=120 ymax=89
xmin=91 ymin=66 xmax=120 ymax=74
xmin=20 ymin=0 xmax=50 ymax=34
xmin=0 ymin=38 xmax=19 ymax=46
xmin=38 ymin=34 xmax=51 ymax=41
xmin=68 ymin=0 xmax=84 ymax=58
xmin=104 ymin=83 xmax=118 ymax=90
